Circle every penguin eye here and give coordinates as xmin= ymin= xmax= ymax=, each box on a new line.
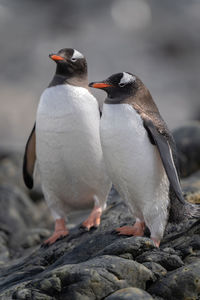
xmin=118 ymin=82 xmax=126 ymax=88
xmin=71 ymin=58 xmax=77 ymax=63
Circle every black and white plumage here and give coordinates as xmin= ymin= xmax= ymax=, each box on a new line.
xmin=89 ymin=72 xmax=200 ymax=246
xmin=23 ymin=49 xmax=111 ymax=244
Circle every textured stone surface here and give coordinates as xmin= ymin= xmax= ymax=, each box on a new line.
xmin=0 ymin=150 xmax=43 ymax=201
xmin=0 ymin=184 xmax=52 ymax=264
xmin=142 ymin=262 xmax=167 ymax=280
xmin=1 ymin=187 xmax=200 ymax=299
xmin=18 ymin=256 xmax=152 ymax=300
xmin=182 ymin=170 xmax=200 ymax=204
xmin=148 ymin=261 xmax=200 ymax=299
xmin=0 ymin=125 xmax=200 ymax=299
xmin=105 ymin=287 xmax=154 ymax=300
xmin=0 ymin=190 xmax=155 ymax=299
xmin=94 ymin=237 xmax=155 ymax=259
xmin=136 ymin=249 xmax=184 ymax=271
xmin=161 ymin=220 xmax=200 ymax=259
xmin=0 ymin=151 xmax=23 ymax=188
xmin=173 ymin=122 xmax=200 ymax=178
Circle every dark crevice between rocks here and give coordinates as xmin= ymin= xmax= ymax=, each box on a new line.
xmin=145 ymin=278 xmax=155 ymax=291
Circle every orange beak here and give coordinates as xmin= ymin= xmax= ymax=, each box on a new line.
xmin=49 ymin=54 xmax=65 ymax=61
xmin=89 ymin=82 xmax=112 ymax=89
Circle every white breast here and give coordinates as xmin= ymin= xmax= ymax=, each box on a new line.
xmin=100 ymin=104 xmax=156 ymax=188
xmin=36 ymin=84 xmax=111 ymax=218
xmin=37 ymin=85 xmax=99 ymax=132
xmin=100 ymin=103 xmax=169 ymax=239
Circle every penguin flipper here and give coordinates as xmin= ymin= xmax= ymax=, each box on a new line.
xmin=143 ymin=119 xmax=185 ymax=204
xmin=23 ymin=123 xmax=36 ymax=189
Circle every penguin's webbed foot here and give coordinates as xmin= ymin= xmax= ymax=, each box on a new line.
xmin=43 ymin=230 xmax=69 ymax=246
xmin=81 ymin=206 xmax=102 ymax=231
xmin=43 ymin=218 xmax=69 ymax=246
xmin=116 ymin=220 xmax=145 ymax=236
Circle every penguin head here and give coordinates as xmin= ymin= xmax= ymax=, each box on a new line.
xmin=89 ymin=72 xmax=140 ymax=99
xmin=49 ymin=48 xmax=87 ymax=78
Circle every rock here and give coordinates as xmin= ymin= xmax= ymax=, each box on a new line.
xmin=105 ymin=287 xmax=154 ymax=300
xmin=0 ymin=184 xmax=39 ymax=229
xmin=173 ymin=122 xmax=200 ymax=178
xmin=94 ymin=237 xmax=155 ymax=259
xmin=0 ymin=192 xmax=155 ymax=299
xmin=0 ymin=232 xmax=9 ymax=265
xmin=135 ymin=248 xmax=184 ymax=271
xmin=0 ymin=149 xmax=200 ymax=299
xmin=161 ymin=220 xmax=200 ymax=259
xmin=184 ymin=254 xmax=200 ymax=265
xmin=148 ymin=261 xmax=200 ymax=299
xmin=142 ymin=262 xmax=167 ymax=280
xmin=21 ymin=228 xmax=51 ymax=248
xmin=0 ymin=184 xmax=52 ymax=263
xmin=0 ymin=188 xmax=199 ymax=299
xmin=2 ymin=188 xmax=200 ymax=299
xmin=13 ymin=289 xmax=54 ymax=300
xmin=13 ymin=256 xmax=153 ymax=300
xmin=0 ymin=151 xmax=23 ymax=188
xmin=182 ymin=170 xmax=200 ymax=204
xmin=0 ymin=149 xmax=43 ymax=201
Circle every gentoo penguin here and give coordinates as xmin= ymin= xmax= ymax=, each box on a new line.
xmin=89 ymin=72 xmax=200 ymax=247
xmin=23 ymin=48 xmax=111 ymax=245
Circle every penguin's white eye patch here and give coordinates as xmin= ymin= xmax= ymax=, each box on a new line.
xmin=119 ymin=72 xmax=136 ymax=87
xmin=71 ymin=49 xmax=84 ymax=62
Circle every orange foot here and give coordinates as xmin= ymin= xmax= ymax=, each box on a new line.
xmin=43 ymin=218 xmax=69 ymax=245
xmin=151 ymin=237 xmax=160 ymax=248
xmin=116 ymin=220 xmax=145 ymax=236
xmin=82 ymin=206 xmax=102 ymax=231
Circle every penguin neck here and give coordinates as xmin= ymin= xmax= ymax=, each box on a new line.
xmin=122 ymin=85 xmax=159 ymax=114
xmin=49 ymin=73 xmax=88 ymax=89
xmin=105 ymin=86 xmax=159 ymax=114
xmin=105 ymin=91 xmax=132 ymax=104
xmin=105 ymin=97 xmax=125 ymax=104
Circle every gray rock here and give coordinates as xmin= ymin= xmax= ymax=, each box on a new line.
xmin=0 ymin=151 xmax=55 ymax=262
xmin=173 ymin=122 xmax=200 ymax=178
xmin=148 ymin=261 xmax=200 ymax=299
xmin=0 ymin=150 xmax=43 ymax=201
xmin=105 ymin=287 xmax=154 ymax=300
xmin=0 ymin=231 xmax=9 ymax=263
xmin=0 ymin=186 xmax=199 ymax=299
xmin=0 ymin=149 xmax=199 ymax=299
xmin=182 ymin=170 xmax=200 ymax=204
xmin=142 ymin=262 xmax=167 ymax=280
xmin=0 ymin=184 xmax=38 ymax=230
xmin=13 ymin=289 xmax=55 ymax=300
xmin=162 ymin=221 xmax=200 ymax=258
xmin=94 ymin=237 xmax=155 ymax=259
xmin=0 ymin=191 xmax=154 ymax=299
xmin=14 ymin=256 xmax=153 ymax=300
xmin=21 ymin=228 xmax=51 ymax=248
xmin=184 ymin=254 xmax=200 ymax=265
xmin=0 ymin=183 xmax=53 ymax=264
xmin=136 ymin=249 xmax=184 ymax=271
xmin=0 ymin=151 xmax=23 ymax=188
xmin=0 ymin=184 xmax=38 ymax=261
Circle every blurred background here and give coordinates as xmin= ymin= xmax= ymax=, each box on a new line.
xmin=1 ymin=0 xmax=200 ymax=151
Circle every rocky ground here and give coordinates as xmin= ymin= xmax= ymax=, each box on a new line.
xmin=0 ymin=122 xmax=200 ymax=300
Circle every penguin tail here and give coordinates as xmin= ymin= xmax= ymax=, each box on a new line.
xmin=183 ymin=201 xmax=200 ymax=219
xmin=169 ymin=188 xmax=200 ymax=223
